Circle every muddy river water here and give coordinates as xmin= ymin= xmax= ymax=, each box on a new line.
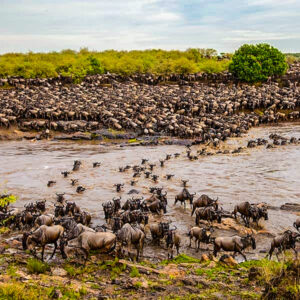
xmin=0 ymin=123 xmax=299 ymax=261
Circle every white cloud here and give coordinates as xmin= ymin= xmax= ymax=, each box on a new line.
xmin=0 ymin=0 xmax=299 ymax=53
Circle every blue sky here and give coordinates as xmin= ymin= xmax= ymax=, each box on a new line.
xmin=0 ymin=0 xmax=299 ymax=53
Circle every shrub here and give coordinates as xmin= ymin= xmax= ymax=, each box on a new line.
xmin=229 ymin=43 xmax=288 ymax=82
xmin=26 ymin=258 xmax=50 ymax=274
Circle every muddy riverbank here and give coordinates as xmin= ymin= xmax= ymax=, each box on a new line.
xmin=1 ymin=123 xmax=299 ymax=262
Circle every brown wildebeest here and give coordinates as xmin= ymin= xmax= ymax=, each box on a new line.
xmin=150 ymin=222 xmax=170 ymax=242
xmin=174 ymin=188 xmax=196 ymax=210
xmin=60 ymin=231 xmax=116 ymax=262
xmin=191 ymin=195 xmax=219 ymax=216
xmin=213 ymin=234 xmax=256 ymax=261
xmin=188 ymin=226 xmax=214 ymax=250
xmin=22 ymin=225 xmax=64 ymax=261
xmin=34 ymin=214 xmax=55 ymax=228
xmin=268 ymin=230 xmax=299 ymax=260
xmin=117 ymin=223 xmax=145 ymax=261
xmin=195 ymin=207 xmax=222 ymax=225
xmin=294 ymin=218 xmax=300 ymax=232
xmin=232 ymin=201 xmax=253 ymax=227
xmin=165 ymin=226 xmax=181 ymax=259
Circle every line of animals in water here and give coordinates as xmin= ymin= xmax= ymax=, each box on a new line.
xmin=0 ymin=135 xmax=299 ymax=263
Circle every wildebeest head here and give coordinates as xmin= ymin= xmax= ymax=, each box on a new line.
xmin=259 ymin=207 xmax=268 ymax=221
xmin=244 ymin=234 xmax=256 ymax=250
xmin=36 ymin=200 xmax=46 ymax=212
xmin=56 ymin=193 xmax=65 ymax=203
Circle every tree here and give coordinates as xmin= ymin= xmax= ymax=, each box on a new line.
xmin=229 ymin=43 xmax=288 ymax=82
xmin=0 ymin=193 xmax=16 ymax=210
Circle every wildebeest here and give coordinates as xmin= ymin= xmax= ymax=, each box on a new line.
xmin=61 ymin=171 xmax=70 ymax=178
xmin=60 ymin=218 xmax=95 ymax=240
xmin=213 ymin=234 xmax=256 ymax=261
xmin=195 ymin=207 xmax=222 ymax=225
xmin=56 ymin=193 xmax=65 ymax=203
xmin=147 ymin=199 xmax=167 ymax=214
xmin=165 ymin=226 xmax=181 ymax=259
xmin=47 ymin=181 xmax=56 ymax=187
xmin=71 ymin=179 xmax=78 ymax=186
xmin=102 ymin=201 xmax=114 ymax=221
xmin=54 ymin=204 xmax=65 ymax=218
xmin=188 ymin=226 xmax=214 ymax=250
xmin=65 ymin=202 xmax=81 ymax=216
xmin=191 ymin=195 xmax=219 ymax=216
xmin=76 ymin=186 xmax=86 ymax=193
xmin=294 ymin=218 xmax=300 ymax=232
xmin=60 ymin=231 xmax=116 ymax=262
xmin=23 ymin=225 xmax=64 ymax=261
xmin=93 ymin=162 xmax=101 ymax=168
xmin=174 ymin=188 xmax=196 ymax=210
xmin=34 ymin=214 xmax=55 ymax=228
xmin=73 ymin=160 xmax=81 ymax=171
xmin=74 ymin=211 xmax=92 ymax=226
xmin=117 ymin=223 xmax=145 ymax=261
xmin=233 ymin=202 xmax=268 ymax=227
xmin=150 ymin=222 xmax=170 ymax=242
xmin=114 ymin=183 xmax=124 ymax=192
xmin=268 ymin=230 xmax=299 ymax=260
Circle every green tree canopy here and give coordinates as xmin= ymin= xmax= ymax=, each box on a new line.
xmin=229 ymin=43 xmax=288 ymax=82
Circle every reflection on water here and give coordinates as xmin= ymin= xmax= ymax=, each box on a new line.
xmin=0 ymin=123 xmax=299 ymax=259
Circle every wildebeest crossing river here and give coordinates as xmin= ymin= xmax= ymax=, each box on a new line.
xmin=0 ymin=123 xmax=299 ymax=261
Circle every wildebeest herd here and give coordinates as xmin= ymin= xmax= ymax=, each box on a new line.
xmin=1 ymin=140 xmax=299 ymax=264
xmin=0 ymin=73 xmax=299 ymax=144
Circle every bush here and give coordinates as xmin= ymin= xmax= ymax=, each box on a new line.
xmin=26 ymin=258 xmax=50 ymax=274
xmin=0 ymin=48 xmax=230 ymax=79
xmin=229 ymin=43 xmax=288 ymax=82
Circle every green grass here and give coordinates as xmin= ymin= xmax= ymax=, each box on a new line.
xmin=26 ymin=258 xmax=50 ymax=274
xmin=161 ymin=254 xmax=201 ymax=265
xmin=129 ymin=266 xmax=141 ymax=278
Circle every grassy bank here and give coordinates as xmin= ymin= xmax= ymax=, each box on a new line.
xmin=0 ymin=251 xmax=298 ymax=299
xmin=0 ymin=48 xmax=231 ymax=80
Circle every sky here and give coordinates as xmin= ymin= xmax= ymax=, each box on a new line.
xmin=0 ymin=0 xmax=300 ymax=54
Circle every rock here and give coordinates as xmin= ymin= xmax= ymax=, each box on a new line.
xmin=181 ymin=278 xmax=197 ymax=286
xmin=52 ymin=268 xmax=67 ymax=277
xmin=131 ymin=277 xmax=149 ymax=289
xmin=219 ymin=255 xmax=238 ymax=267
xmin=11 ymin=240 xmax=21 ymax=248
xmin=15 ymin=270 xmax=31 ymax=280
xmin=200 ymin=254 xmax=210 ymax=262
xmin=162 ymin=264 xmax=185 ymax=277
xmin=280 ymin=203 xmax=300 ymax=212
xmin=207 ymin=261 xmax=217 ymax=268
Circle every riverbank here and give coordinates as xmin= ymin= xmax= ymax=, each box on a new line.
xmin=0 ymin=248 xmax=298 ymax=299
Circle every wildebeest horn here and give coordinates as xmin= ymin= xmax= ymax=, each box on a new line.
xmin=163 ymin=191 xmax=167 ymax=196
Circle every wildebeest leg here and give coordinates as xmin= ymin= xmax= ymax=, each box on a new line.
xmin=176 ymin=244 xmax=180 ymax=255
xmin=41 ymin=245 xmax=45 ymax=261
xmin=50 ymin=242 xmax=57 ymax=259
xmin=237 ymin=249 xmax=247 ymax=261
xmin=268 ymin=246 xmax=274 ymax=260
xmin=197 ymin=240 xmax=200 ymax=251
xmin=188 ymin=237 xmax=192 ymax=247
xmin=83 ymin=249 xmax=89 ymax=264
